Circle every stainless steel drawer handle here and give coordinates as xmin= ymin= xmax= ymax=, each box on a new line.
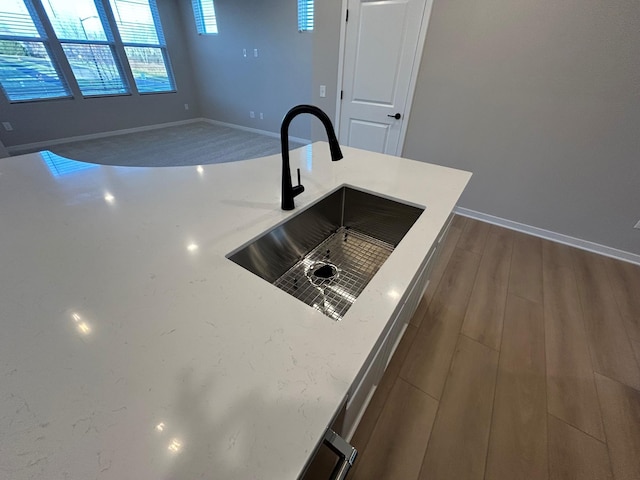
xmin=323 ymin=429 xmax=357 ymax=480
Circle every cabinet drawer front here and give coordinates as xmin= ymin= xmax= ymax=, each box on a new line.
xmin=344 ymin=335 xmax=386 ymax=438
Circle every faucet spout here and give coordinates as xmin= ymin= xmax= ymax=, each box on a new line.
xmin=281 ymin=105 xmax=343 ymax=211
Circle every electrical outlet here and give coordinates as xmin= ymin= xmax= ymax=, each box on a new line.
xmin=634 ymin=220 xmax=640 ymax=229
xmin=249 ymin=111 xmax=255 ymax=118
xmin=2 ymin=122 xmax=13 ymax=131
xmin=319 ymin=85 xmax=326 ymax=98
xmin=259 ymin=112 xmax=264 ymax=120
xmin=184 ymin=103 xmax=189 ymax=110
xmin=253 ymin=48 xmax=258 ymax=57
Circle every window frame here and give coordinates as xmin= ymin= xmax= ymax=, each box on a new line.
xmin=108 ymin=0 xmax=176 ymax=94
xmin=0 ymin=0 xmax=72 ymax=103
xmin=41 ymin=0 xmax=130 ymax=98
xmin=192 ymin=0 xmax=218 ymax=35
xmin=0 ymin=0 xmax=177 ymax=103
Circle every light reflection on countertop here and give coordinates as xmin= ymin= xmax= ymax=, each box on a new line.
xmin=71 ymin=312 xmax=92 ymax=336
xmin=387 ymin=289 xmax=401 ymax=300
xmin=41 ymin=150 xmax=99 ymax=177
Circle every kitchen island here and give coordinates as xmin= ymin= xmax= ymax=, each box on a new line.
xmin=0 ymin=143 xmax=470 ymax=479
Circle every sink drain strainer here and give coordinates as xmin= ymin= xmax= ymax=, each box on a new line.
xmin=305 ymin=261 xmax=340 ymax=287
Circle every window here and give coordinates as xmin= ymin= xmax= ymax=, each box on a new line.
xmin=192 ymin=0 xmax=218 ymax=35
xmin=0 ymin=0 xmax=175 ymax=102
xmin=298 ymin=0 xmax=314 ymax=32
xmin=109 ymin=0 xmax=174 ymax=93
xmin=0 ymin=0 xmax=70 ymax=101
xmin=42 ymin=0 xmax=127 ymax=96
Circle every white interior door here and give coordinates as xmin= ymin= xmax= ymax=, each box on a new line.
xmin=338 ymin=0 xmax=429 ymax=155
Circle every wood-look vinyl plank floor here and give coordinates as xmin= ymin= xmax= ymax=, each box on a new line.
xmin=572 ymin=249 xmax=640 ymax=390
xmin=542 ymin=240 xmax=605 ymax=440
xmin=547 ymin=414 xmax=613 ymax=480
xmin=349 ymin=379 xmax=438 ymax=480
xmin=400 ymin=247 xmax=481 ymax=399
xmin=604 ymin=256 xmax=640 ymax=342
xmin=349 ymin=324 xmax=418 ymax=455
xmin=350 ymin=217 xmax=640 ymax=480
xmin=595 ymin=373 xmax=640 ymax=480
xmin=410 ymin=215 xmax=466 ymax=328
xmin=632 ymin=339 xmax=640 ymax=371
xmin=461 ymin=226 xmax=514 ymax=350
xmin=485 ymin=294 xmax=547 ymax=480
xmin=423 ymin=215 xmax=467 ymax=305
xmin=457 ymin=217 xmax=491 ymax=255
xmin=509 ymin=230 xmax=543 ymax=304
xmin=418 ymin=335 xmax=499 ymax=480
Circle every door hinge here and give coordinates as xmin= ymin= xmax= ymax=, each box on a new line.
xmin=340 ymin=90 xmax=344 ymax=100
xmin=346 ymin=9 xmax=349 ymax=22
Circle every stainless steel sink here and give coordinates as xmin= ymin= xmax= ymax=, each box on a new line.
xmin=227 ymin=186 xmax=424 ymax=320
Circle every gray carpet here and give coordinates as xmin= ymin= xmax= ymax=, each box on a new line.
xmin=21 ymin=122 xmax=307 ymax=167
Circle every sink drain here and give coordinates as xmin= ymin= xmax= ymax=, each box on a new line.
xmin=305 ymin=261 xmax=339 ymax=287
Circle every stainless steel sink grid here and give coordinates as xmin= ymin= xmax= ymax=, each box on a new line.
xmin=227 ymin=186 xmax=424 ymax=320
xmin=273 ymin=227 xmax=394 ymax=320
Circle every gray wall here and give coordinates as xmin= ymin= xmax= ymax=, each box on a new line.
xmin=403 ymin=0 xmax=640 ymax=255
xmin=0 ymin=138 xmax=8 ymax=158
xmin=177 ymin=0 xmax=313 ymax=140
xmin=312 ymin=0 xmax=640 ymax=256
xmin=0 ymin=0 xmax=199 ymax=148
xmin=311 ymin=0 xmax=342 ymax=141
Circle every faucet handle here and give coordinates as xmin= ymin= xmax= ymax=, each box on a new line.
xmin=292 ymin=168 xmax=305 ymax=198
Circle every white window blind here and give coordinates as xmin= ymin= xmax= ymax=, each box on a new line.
xmin=0 ymin=0 xmax=70 ymax=101
xmin=41 ymin=0 xmax=128 ymax=97
xmin=192 ymin=0 xmax=218 ymax=35
xmin=298 ymin=0 xmax=314 ymax=32
xmin=108 ymin=0 xmax=174 ymax=93
xmin=1 ymin=0 xmax=177 ymax=102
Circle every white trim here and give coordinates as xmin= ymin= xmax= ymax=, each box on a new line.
xmin=333 ymin=0 xmax=349 ymax=134
xmin=201 ymin=118 xmax=310 ymax=145
xmin=8 ymin=119 xmax=201 ymax=155
xmin=398 ymin=0 xmax=435 ymax=156
xmin=455 ymin=207 xmax=640 ymax=266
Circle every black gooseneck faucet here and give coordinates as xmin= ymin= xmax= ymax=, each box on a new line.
xmin=281 ymin=105 xmax=343 ymax=210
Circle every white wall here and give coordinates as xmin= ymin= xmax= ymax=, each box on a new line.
xmin=401 ymin=0 xmax=640 ymax=255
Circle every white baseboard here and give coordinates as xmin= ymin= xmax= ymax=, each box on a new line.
xmin=455 ymin=207 xmax=640 ymax=266
xmin=7 ymin=118 xmax=202 ymax=155
xmin=201 ymin=118 xmax=310 ymax=145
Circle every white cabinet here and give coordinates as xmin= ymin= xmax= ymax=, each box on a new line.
xmin=343 ymin=214 xmax=454 ymax=439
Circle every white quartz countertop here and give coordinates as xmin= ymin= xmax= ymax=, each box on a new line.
xmin=0 ymin=143 xmax=470 ymax=479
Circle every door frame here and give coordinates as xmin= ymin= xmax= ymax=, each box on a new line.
xmin=333 ymin=0 xmax=437 ymax=156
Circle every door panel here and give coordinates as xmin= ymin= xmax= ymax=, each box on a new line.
xmin=339 ymin=0 xmax=428 ymax=155
xmin=352 ymin=2 xmax=407 ymax=104
xmin=348 ymin=119 xmax=389 ymax=152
